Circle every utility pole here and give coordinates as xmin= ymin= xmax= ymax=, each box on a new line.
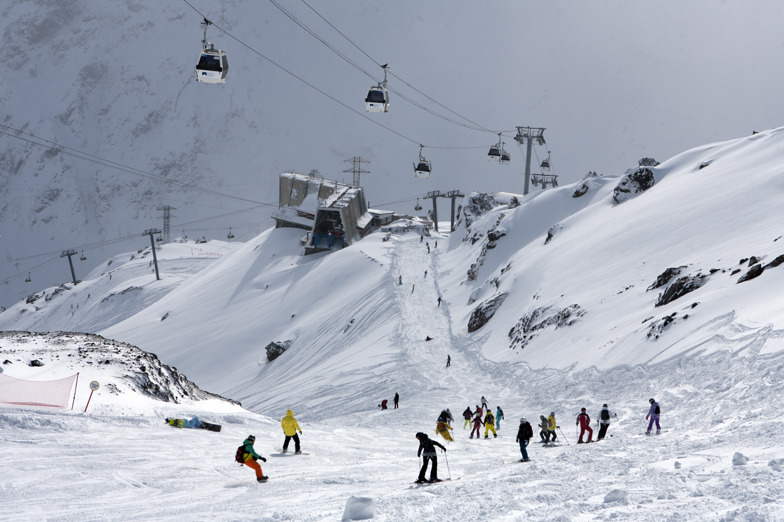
xmin=143 ymin=229 xmax=162 ymax=281
xmin=514 ymin=126 xmax=546 ymax=196
xmin=61 ymin=249 xmax=78 ymax=285
xmin=343 ymin=156 xmax=370 ymax=187
xmin=157 ymin=206 xmax=176 ymax=243
xmin=445 ymin=190 xmax=464 ymax=232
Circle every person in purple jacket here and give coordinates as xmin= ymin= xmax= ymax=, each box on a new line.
xmin=646 ymin=398 xmax=661 ymax=435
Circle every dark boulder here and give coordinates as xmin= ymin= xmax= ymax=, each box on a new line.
xmin=468 ymin=293 xmax=509 ymax=333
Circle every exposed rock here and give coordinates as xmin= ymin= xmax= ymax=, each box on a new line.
xmin=508 ymin=305 xmax=586 ymax=350
xmin=266 ymin=340 xmax=292 ymax=362
xmin=765 ymin=254 xmax=784 ymax=268
xmin=29 ymin=359 xmax=45 ymax=367
xmin=612 ymin=166 xmax=656 ymax=204
xmin=648 ymin=266 xmax=687 ymax=291
xmin=638 ymin=157 xmax=660 ymax=167
xmin=572 ymin=183 xmax=589 ymax=198
xmin=737 ymin=264 xmax=764 ymax=283
xmin=655 ymin=274 xmax=707 ymax=307
xmin=647 ymin=312 xmax=680 ymax=339
xmin=545 ymin=224 xmax=563 ymax=245
xmin=468 ymin=293 xmax=509 ymax=333
xmin=456 ymin=192 xmax=496 ymax=230
xmin=507 ymin=196 xmax=520 ymax=209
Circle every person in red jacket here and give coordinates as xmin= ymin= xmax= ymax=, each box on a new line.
xmin=576 ymin=408 xmax=593 ymax=443
xmin=470 ymin=412 xmax=484 ymax=439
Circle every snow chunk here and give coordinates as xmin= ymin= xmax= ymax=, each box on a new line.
xmin=603 ymin=489 xmax=629 ymax=504
xmin=732 ymin=452 xmax=749 ymax=466
xmin=341 ymin=496 xmax=375 ymax=520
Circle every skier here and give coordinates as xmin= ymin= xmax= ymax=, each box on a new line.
xmin=281 ymin=409 xmax=303 ymax=454
xmin=415 ymin=432 xmax=446 ymax=483
xmin=481 ymin=396 xmax=489 ymax=412
xmin=646 ymin=398 xmax=661 ymax=435
xmin=470 ymin=412 xmax=484 ymax=439
xmin=424 ymin=270 xmax=428 ymax=278
xmin=437 ymin=408 xmax=453 ymax=426
xmin=495 ymin=406 xmax=504 ymax=430
xmin=516 ymin=418 xmax=534 ymax=461
xmin=380 ymin=399 xmax=388 ymax=410
xmin=394 ymin=392 xmax=400 ymax=409
xmin=539 ymin=415 xmax=550 ymax=442
xmin=547 ymin=412 xmax=558 ymax=443
xmin=474 ymin=404 xmax=483 ymax=418
xmin=399 ymin=275 xmax=402 ymax=285
xmin=437 ymin=296 xmax=442 ymax=307
xmin=484 ymin=410 xmax=497 ymax=438
xmin=446 ymin=354 xmax=451 ymax=367
xmin=597 ymin=404 xmax=613 ymax=440
xmin=576 ymin=407 xmax=593 ymax=443
xmin=462 ymin=406 xmax=473 ymax=429
xmin=240 ymin=435 xmax=268 ymax=482
xmin=436 ymin=420 xmax=454 ymax=442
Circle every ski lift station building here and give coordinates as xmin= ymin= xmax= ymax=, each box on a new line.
xmin=273 ymin=172 xmax=394 ymax=254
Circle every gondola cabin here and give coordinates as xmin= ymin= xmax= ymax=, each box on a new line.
xmin=499 ymin=151 xmax=511 ymax=164
xmin=196 ymin=47 xmax=228 ymax=84
xmin=540 ymin=158 xmax=550 ymax=171
xmin=414 ymin=159 xmax=431 ymax=178
xmin=488 ymin=145 xmax=500 ymax=160
xmin=365 ymin=85 xmax=389 ymax=112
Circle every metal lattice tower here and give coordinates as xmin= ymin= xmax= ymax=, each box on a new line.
xmin=514 ymin=126 xmax=546 ymax=195
xmin=157 ymin=206 xmax=175 ymax=244
xmin=343 ymin=156 xmax=370 ymax=187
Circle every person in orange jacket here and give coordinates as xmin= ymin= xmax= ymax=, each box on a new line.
xmin=281 ymin=409 xmax=303 ymax=454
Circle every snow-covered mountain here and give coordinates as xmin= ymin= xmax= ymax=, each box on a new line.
xmin=3 ymin=128 xmax=784 ymax=519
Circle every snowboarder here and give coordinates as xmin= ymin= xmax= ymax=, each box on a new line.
xmin=281 ymin=409 xmax=303 ymax=454
xmin=470 ymin=412 xmax=484 ymax=439
xmin=597 ymin=404 xmax=613 ymax=440
xmin=462 ymin=406 xmax=473 ymax=429
xmin=576 ymin=408 xmax=593 ymax=443
xmin=240 ymin=435 xmax=268 ymax=482
xmin=446 ymin=354 xmax=451 ymax=367
xmin=380 ymin=399 xmax=388 ymax=410
xmin=484 ymin=410 xmax=497 ymax=438
xmin=415 ymin=432 xmax=446 ymax=483
xmin=547 ymin=412 xmax=558 ymax=442
xmin=436 ymin=420 xmax=454 ymax=442
xmin=646 ymin=398 xmax=661 ymax=435
xmin=394 ymin=392 xmax=400 ymax=409
xmin=539 ymin=415 xmax=550 ymax=442
xmin=495 ymin=406 xmax=504 ymax=430
xmin=516 ymin=418 xmax=534 ymax=461
xmin=481 ymin=396 xmax=489 ymax=412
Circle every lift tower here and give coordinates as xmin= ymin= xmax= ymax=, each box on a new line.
xmin=514 ymin=126 xmax=546 ymax=195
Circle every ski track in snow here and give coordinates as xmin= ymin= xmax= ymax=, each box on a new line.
xmin=2 ymin=232 xmax=784 ymax=520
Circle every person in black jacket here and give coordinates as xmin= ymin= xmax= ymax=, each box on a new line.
xmin=415 ymin=432 xmax=446 ymax=483
xmin=516 ymin=418 xmax=534 ymax=461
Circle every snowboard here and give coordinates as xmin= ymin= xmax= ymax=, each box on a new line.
xmin=199 ymin=421 xmax=222 ymax=432
xmin=270 ymin=450 xmax=310 ymax=457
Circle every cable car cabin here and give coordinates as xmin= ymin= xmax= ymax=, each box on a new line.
xmin=365 ymin=86 xmax=389 ymax=112
xmin=196 ymin=49 xmax=228 ymax=84
xmin=499 ymin=151 xmax=511 ymax=164
xmin=488 ymin=145 xmax=500 ymax=160
xmin=541 ymin=158 xmax=550 ymax=171
xmin=414 ymin=160 xmax=431 ymax=178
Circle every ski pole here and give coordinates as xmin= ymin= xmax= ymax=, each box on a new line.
xmin=444 ymin=451 xmax=451 ymax=480
xmin=558 ymin=426 xmax=570 ymax=445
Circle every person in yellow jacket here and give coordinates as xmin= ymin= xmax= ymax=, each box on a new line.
xmin=281 ymin=409 xmax=303 ymax=454
xmin=436 ymin=420 xmax=454 ymax=442
xmin=484 ymin=410 xmax=497 ymax=438
xmin=547 ymin=412 xmax=558 ymax=443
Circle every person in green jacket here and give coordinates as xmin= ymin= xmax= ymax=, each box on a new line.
xmin=281 ymin=409 xmax=303 ymax=454
xmin=241 ymin=435 xmax=268 ymax=482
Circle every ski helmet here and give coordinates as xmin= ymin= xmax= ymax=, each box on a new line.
xmin=248 ymin=435 xmax=256 ymax=442
xmin=603 ymin=404 xmax=608 ymax=408
xmin=649 ymin=398 xmax=655 ymax=404
xmin=581 ymin=407 xmax=586 ymax=412
xmin=520 ymin=417 xmax=527 ymax=423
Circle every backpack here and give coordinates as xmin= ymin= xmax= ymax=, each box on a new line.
xmin=601 ymin=409 xmax=610 ymax=421
xmin=235 ymin=445 xmax=246 ymax=464
xmin=654 ymin=404 xmax=661 ymax=415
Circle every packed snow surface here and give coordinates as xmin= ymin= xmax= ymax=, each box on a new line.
xmin=3 ymin=129 xmax=784 ymax=519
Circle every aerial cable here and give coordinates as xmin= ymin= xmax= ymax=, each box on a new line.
xmin=296 ymin=0 xmax=500 ymax=135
